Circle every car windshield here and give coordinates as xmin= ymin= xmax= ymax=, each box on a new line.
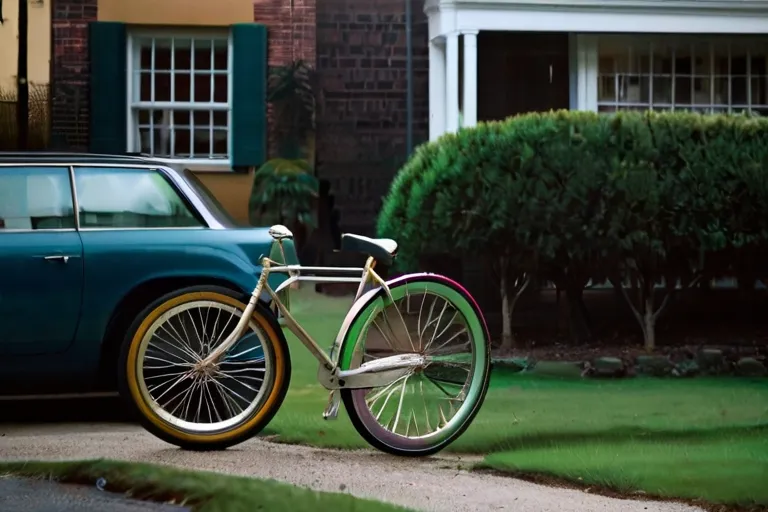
xmin=181 ymin=169 xmax=246 ymax=227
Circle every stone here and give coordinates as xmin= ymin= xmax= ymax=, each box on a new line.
xmin=530 ymin=361 xmax=584 ymax=379
xmin=635 ymin=355 xmax=675 ymax=377
xmin=735 ymin=357 xmax=767 ymax=377
xmin=492 ymin=357 xmax=528 ymax=373
xmin=697 ymin=348 xmax=728 ymax=375
xmin=672 ymin=359 xmax=700 ymax=378
xmin=591 ymin=357 xmax=627 ymax=378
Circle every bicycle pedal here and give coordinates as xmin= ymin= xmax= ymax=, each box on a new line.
xmin=322 ymin=391 xmax=341 ymax=421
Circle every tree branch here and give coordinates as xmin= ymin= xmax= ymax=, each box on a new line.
xmin=654 ymin=273 xmax=702 ymax=322
xmin=651 ymin=289 xmax=672 ymax=323
xmin=615 ymin=277 xmax=644 ymax=329
xmin=509 ymin=273 xmax=532 ymax=314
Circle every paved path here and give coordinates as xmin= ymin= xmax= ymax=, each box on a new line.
xmin=0 ymin=477 xmax=189 ymax=512
xmin=0 ymin=423 xmax=705 ymax=512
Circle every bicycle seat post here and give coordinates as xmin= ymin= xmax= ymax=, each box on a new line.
xmin=353 ymin=256 xmax=376 ymax=301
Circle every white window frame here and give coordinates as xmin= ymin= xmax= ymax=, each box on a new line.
xmin=126 ymin=28 xmax=234 ymax=171
xmin=576 ymin=34 xmax=768 ymax=115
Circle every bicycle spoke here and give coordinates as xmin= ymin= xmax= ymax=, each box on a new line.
xmin=353 ymin=287 xmax=476 ymax=442
xmin=139 ymin=300 xmax=273 ymax=431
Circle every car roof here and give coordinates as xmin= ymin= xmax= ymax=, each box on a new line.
xmin=0 ymin=151 xmax=173 ymax=167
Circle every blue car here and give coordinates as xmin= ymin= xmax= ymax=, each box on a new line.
xmin=0 ymin=152 xmax=293 ymax=403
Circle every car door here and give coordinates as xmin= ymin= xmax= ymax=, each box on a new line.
xmin=73 ymin=165 xmax=210 ymax=340
xmin=0 ymin=165 xmax=84 ymax=356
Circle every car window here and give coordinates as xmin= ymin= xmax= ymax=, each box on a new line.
xmin=74 ymin=167 xmax=204 ymax=229
xmin=0 ymin=166 xmax=75 ymax=231
xmin=181 ymin=168 xmax=244 ymax=227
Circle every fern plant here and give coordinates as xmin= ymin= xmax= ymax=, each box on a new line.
xmin=268 ymin=60 xmax=316 ymax=158
xmin=249 ymin=158 xmax=319 ymax=229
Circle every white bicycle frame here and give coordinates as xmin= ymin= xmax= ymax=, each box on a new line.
xmin=199 ymin=225 xmax=425 ymax=402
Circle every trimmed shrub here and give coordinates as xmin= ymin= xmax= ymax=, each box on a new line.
xmin=377 ymin=110 xmax=768 ymax=350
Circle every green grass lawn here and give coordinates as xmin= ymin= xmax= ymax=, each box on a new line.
xmin=267 ymin=287 xmax=768 ymax=507
xmin=0 ymin=459 xmax=413 ymax=512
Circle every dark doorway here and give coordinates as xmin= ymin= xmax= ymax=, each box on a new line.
xmin=477 ymin=32 xmax=570 ymax=122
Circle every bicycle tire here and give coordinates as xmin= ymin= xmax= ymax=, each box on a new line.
xmin=338 ymin=273 xmax=491 ymax=457
xmin=118 ymin=285 xmax=292 ymax=451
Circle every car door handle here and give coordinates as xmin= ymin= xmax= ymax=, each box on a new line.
xmin=43 ymin=255 xmax=78 ymax=264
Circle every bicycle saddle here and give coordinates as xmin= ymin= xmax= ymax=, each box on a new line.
xmin=340 ymin=233 xmax=398 ymax=266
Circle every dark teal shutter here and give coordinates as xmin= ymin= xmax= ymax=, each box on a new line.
xmin=89 ymin=21 xmax=127 ymax=154
xmin=231 ymin=23 xmax=267 ymax=171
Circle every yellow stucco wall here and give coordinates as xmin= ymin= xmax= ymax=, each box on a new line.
xmin=97 ymin=0 xmax=253 ymax=26
xmin=97 ymin=0 xmax=256 ymax=222
xmin=195 ymin=170 xmax=255 ymax=225
xmin=0 ymin=0 xmax=51 ymax=92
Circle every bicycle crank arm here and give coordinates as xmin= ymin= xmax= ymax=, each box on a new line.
xmin=322 ymin=390 xmax=341 ymax=420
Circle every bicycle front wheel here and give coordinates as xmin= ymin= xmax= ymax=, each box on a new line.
xmin=338 ymin=274 xmax=491 ymax=456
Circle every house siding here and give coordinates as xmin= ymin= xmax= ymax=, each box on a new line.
xmin=50 ymin=0 xmax=98 ymax=151
xmin=253 ymin=0 xmax=317 ymax=157
xmin=315 ymin=0 xmax=429 ymax=237
xmin=48 ymin=0 xmax=315 ymax=224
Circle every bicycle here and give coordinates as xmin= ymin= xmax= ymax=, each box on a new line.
xmin=119 ymin=225 xmax=491 ymax=456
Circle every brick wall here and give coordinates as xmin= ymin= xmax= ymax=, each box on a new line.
xmin=50 ymin=0 xmax=97 ymax=150
xmin=254 ymin=0 xmax=317 ymax=157
xmin=315 ymin=0 xmax=429 ymax=237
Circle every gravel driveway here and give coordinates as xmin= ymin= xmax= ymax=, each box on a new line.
xmin=0 ymin=423 xmax=704 ymax=512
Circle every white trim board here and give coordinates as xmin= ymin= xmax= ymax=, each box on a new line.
xmin=427 ymin=0 xmax=768 ymax=37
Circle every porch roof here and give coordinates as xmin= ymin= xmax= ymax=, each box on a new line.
xmin=425 ymin=0 xmax=768 ymax=39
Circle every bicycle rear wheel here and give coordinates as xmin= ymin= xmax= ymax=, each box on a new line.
xmin=338 ymin=274 xmax=491 ymax=456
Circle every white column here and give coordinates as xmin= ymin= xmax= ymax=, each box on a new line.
xmin=576 ymin=34 xmax=599 ymax=112
xmin=429 ymin=39 xmax=446 ymax=141
xmin=462 ymin=30 xmax=478 ymax=128
xmin=445 ymin=31 xmax=460 ymax=133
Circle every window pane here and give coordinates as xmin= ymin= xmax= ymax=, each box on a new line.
xmin=714 ymin=77 xmax=729 ymax=104
xmin=74 ymin=167 xmax=203 ymax=229
xmin=213 ymin=40 xmax=228 ymax=70
xmin=675 ymin=76 xmax=692 ymax=104
xmin=619 ymin=76 xmax=649 ymax=103
xmin=653 ymin=44 xmax=675 ymax=75
xmin=133 ymin=109 xmax=229 ymax=159
xmin=175 ymin=72 xmax=191 ymax=102
xmin=0 ymin=167 xmax=75 ymax=231
xmin=751 ymin=54 xmax=767 ymax=76
xmin=598 ymin=75 xmax=616 ymax=102
xmin=752 ymin=77 xmax=768 ymax=106
xmin=653 ymin=77 xmax=673 ymax=105
xmin=193 ymin=40 xmax=213 ymax=71
xmin=213 ymin=110 xmax=227 ymax=127
xmin=693 ymin=78 xmax=713 ymax=106
xmin=732 ymin=76 xmax=748 ymax=105
xmin=134 ymin=36 xmax=228 ymax=105
xmin=138 ymin=38 xmax=153 ymax=68
xmin=629 ymin=46 xmax=651 ymax=74
xmin=131 ymin=33 xmax=230 ymax=161
xmin=155 ymin=72 xmax=171 ymax=102
xmin=693 ymin=42 xmax=712 ymax=75
xmin=675 ymin=44 xmax=693 ymax=75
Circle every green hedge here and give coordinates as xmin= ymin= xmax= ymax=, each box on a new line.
xmin=377 ymin=110 xmax=768 ymax=350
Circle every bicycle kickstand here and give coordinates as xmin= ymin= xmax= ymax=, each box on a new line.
xmin=322 ymin=390 xmax=341 ymax=420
